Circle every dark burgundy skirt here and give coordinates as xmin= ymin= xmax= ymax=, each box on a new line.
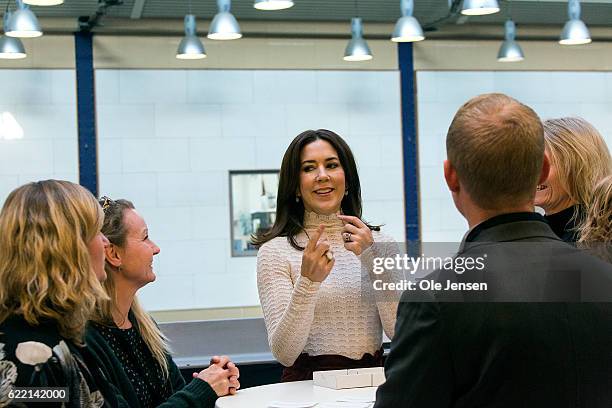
xmin=281 ymin=348 xmax=384 ymax=382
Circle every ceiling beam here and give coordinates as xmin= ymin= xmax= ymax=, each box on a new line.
xmin=131 ymin=0 xmax=146 ymax=19
xmin=32 ymin=18 xmax=612 ymax=42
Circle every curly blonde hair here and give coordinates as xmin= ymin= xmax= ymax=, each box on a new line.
xmin=578 ymin=175 xmax=612 ymax=262
xmin=544 ymin=117 xmax=612 ymax=213
xmin=0 ymin=180 xmax=107 ymax=345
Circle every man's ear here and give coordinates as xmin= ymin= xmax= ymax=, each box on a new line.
xmin=444 ymin=160 xmax=460 ymax=193
xmin=104 ymin=243 xmax=122 ymax=268
xmin=538 ymin=152 xmax=550 ymax=185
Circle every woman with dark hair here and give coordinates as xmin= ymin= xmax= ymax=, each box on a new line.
xmin=254 ymin=129 xmax=397 ymax=382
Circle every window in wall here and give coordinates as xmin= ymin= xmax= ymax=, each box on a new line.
xmin=229 ymin=170 xmax=279 ymax=257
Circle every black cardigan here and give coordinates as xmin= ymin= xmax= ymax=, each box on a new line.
xmin=85 ymin=324 xmax=218 ymax=408
xmin=544 ymin=204 xmax=582 ymax=242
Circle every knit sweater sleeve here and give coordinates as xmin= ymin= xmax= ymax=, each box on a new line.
xmin=257 ymin=240 xmax=321 ymax=367
xmin=359 ymin=232 xmax=399 ymax=340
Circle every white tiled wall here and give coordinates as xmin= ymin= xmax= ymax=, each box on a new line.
xmin=417 ymin=71 xmax=612 ymax=243
xmin=0 ymin=70 xmax=78 ymax=204
xmin=96 ymin=69 xmax=405 ymax=311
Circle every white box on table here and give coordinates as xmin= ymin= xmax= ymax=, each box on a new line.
xmin=313 ymin=367 xmax=385 ymax=389
xmin=347 ymin=367 xmax=386 ymax=386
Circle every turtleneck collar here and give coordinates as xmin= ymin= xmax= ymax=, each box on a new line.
xmin=544 ymin=204 xmax=581 ymax=242
xmin=303 ymin=210 xmax=344 ymax=229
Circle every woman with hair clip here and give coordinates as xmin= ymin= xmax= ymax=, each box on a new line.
xmin=535 ymin=117 xmax=612 ymax=242
xmin=87 ymin=197 xmax=239 ymax=408
xmin=0 ymin=180 xmax=119 ymax=407
xmin=578 ymin=175 xmax=612 ymax=263
xmin=253 ymin=129 xmax=398 ymax=382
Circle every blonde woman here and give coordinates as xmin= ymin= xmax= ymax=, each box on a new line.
xmin=0 ymin=180 xmax=116 ymax=406
xmin=87 ymin=197 xmax=239 ymax=408
xmin=535 ymin=117 xmax=612 ymax=242
xmin=578 ymin=175 xmax=612 ymax=263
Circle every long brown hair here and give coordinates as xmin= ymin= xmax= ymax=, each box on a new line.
xmin=252 ymin=129 xmax=376 ymax=250
xmin=92 ymin=198 xmax=171 ymax=378
xmin=0 ymin=180 xmax=107 ymax=345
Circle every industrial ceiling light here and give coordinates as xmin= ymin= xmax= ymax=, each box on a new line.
xmin=254 ymin=0 xmax=294 ymax=11
xmin=0 ymin=36 xmax=26 ymax=59
xmin=391 ymin=0 xmax=424 ymax=42
xmin=23 ymin=0 xmax=63 ymax=5
xmin=560 ymin=0 xmax=591 ymax=45
xmin=497 ymin=20 xmax=524 ymax=62
xmin=176 ymin=14 xmax=206 ymax=59
xmin=0 ymin=11 xmax=26 ymax=59
xmin=344 ymin=17 xmax=372 ymax=62
xmin=461 ymin=0 xmax=500 ymax=16
xmin=208 ymin=0 xmax=242 ymax=40
xmin=5 ymin=0 xmax=42 ymax=38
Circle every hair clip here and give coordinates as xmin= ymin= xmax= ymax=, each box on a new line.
xmin=99 ymin=196 xmax=114 ymax=212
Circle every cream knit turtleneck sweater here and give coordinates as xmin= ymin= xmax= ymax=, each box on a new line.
xmin=256 ymin=211 xmax=398 ymax=367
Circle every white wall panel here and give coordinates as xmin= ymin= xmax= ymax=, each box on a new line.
xmin=0 ymin=69 xmax=77 ymax=207
xmin=97 ymin=104 xmax=155 ymax=140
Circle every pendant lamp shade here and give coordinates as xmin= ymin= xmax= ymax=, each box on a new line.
xmin=497 ymin=20 xmax=524 ymax=62
xmin=560 ymin=0 xmax=591 ymax=45
xmin=208 ymin=0 xmax=242 ymax=40
xmin=344 ymin=17 xmax=372 ymax=61
xmin=5 ymin=0 xmax=42 ymax=38
xmin=177 ymin=14 xmax=206 ymax=59
xmin=0 ymin=35 xmax=26 ymax=59
xmin=23 ymin=0 xmax=63 ymax=5
xmin=254 ymin=0 xmax=294 ymax=10
xmin=392 ymin=0 xmax=424 ymax=42
xmin=461 ymin=0 xmax=500 ymax=16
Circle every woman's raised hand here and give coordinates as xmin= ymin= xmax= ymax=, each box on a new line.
xmin=337 ymin=215 xmax=373 ymax=256
xmin=300 ymin=225 xmax=335 ymax=283
xmin=193 ymin=355 xmax=240 ymax=396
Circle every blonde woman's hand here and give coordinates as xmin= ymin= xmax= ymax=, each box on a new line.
xmin=210 ymin=356 xmax=240 ymax=394
xmin=300 ymin=224 xmax=335 ymax=283
xmin=337 ymin=215 xmax=373 ymax=256
xmin=193 ymin=355 xmax=241 ymax=396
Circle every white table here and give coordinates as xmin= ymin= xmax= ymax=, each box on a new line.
xmin=215 ymin=380 xmax=377 ymax=408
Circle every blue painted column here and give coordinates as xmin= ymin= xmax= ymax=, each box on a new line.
xmin=398 ymin=42 xmax=420 ymax=243
xmin=74 ymin=32 xmax=98 ymax=196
